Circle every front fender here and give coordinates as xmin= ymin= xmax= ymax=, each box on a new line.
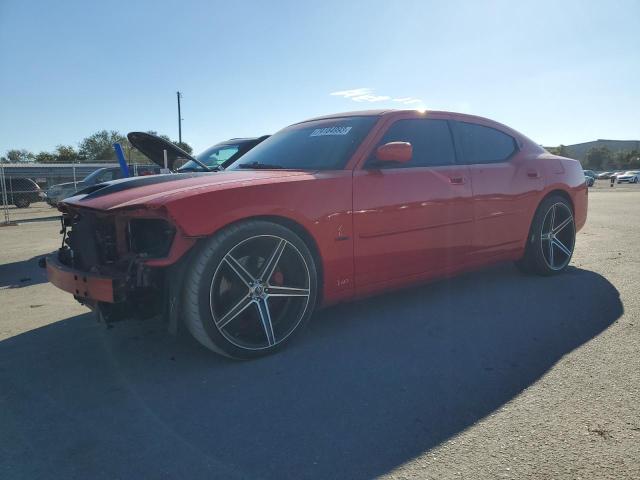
xmin=161 ymin=172 xmax=356 ymax=305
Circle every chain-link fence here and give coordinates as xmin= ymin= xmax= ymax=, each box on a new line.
xmin=1 ymin=166 xmax=66 ymax=225
xmin=1 ymin=163 xmax=160 ymax=225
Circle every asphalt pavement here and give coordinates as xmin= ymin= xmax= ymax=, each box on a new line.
xmin=0 ymin=186 xmax=638 ymax=479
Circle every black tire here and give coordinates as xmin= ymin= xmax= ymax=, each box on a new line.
xmin=515 ymin=194 xmax=576 ymax=276
xmin=14 ymin=198 xmax=30 ymax=208
xmin=182 ymin=220 xmax=318 ymax=359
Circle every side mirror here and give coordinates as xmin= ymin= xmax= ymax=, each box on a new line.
xmin=375 ymin=142 xmax=412 ymax=164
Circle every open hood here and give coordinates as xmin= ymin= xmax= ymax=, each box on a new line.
xmin=127 ymin=132 xmax=198 ymax=170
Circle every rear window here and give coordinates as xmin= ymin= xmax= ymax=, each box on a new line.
xmin=11 ymin=178 xmax=35 ymax=190
xmin=453 ymin=121 xmax=517 ymax=164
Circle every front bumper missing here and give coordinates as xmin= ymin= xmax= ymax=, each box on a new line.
xmin=46 ymin=255 xmax=116 ymax=303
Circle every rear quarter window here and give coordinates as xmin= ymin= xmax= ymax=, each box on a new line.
xmin=453 ymin=121 xmax=517 ymax=164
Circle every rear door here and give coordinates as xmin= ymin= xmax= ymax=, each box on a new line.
xmin=353 ymin=118 xmax=474 ymax=291
xmin=451 ymin=121 xmax=543 ymax=257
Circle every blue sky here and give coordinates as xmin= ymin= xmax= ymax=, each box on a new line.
xmin=1 ymin=0 xmax=638 ymax=155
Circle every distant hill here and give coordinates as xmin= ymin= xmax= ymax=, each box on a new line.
xmin=548 ymin=139 xmax=640 ymax=160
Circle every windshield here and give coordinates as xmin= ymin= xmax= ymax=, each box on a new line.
xmin=179 ymin=144 xmax=242 ymax=171
xmin=228 ymin=116 xmax=378 ymax=170
xmin=83 ymin=168 xmax=120 ymax=184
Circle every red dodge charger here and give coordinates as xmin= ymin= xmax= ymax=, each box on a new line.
xmin=47 ymin=110 xmax=588 ymax=358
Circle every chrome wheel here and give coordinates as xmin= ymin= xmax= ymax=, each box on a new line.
xmin=540 ymin=202 xmax=575 ymax=271
xmin=209 ymin=235 xmax=311 ymax=351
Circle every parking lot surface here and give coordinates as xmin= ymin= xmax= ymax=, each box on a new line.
xmin=1 ymin=187 xmax=639 ymax=479
xmin=0 ymin=202 xmax=59 ymax=223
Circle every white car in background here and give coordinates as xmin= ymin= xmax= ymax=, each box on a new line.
xmin=616 ymin=170 xmax=640 ymax=184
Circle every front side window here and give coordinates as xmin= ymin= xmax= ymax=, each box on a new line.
xmin=228 ymin=116 xmax=378 ymax=170
xmin=98 ymin=170 xmax=118 ymax=182
xmin=369 ymin=119 xmax=456 ymax=168
xmin=453 ymin=121 xmax=517 ymax=164
xmin=83 ymin=169 xmax=104 ymax=184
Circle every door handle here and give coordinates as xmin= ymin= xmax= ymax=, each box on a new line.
xmin=449 ymin=176 xmax=465 ymax=185
xmin=527 ymin=169 xmax=540 ymax=179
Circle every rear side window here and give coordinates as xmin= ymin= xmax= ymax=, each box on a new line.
xmin=453 ymin=121 xmax=516 ymax=164
xmin=372 ymin=119 xmax=455 ymax=168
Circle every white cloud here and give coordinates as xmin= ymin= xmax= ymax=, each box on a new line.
xmin=330 ymin=88 xmax=423 ymax=106
xmin=330 ymin=88 xmax=374 ymax=98
xmin=352 ymin=94 xmax=391 ymax=102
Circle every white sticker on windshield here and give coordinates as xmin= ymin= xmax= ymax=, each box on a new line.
xmin=310 ymin=126 xmax=352 ymax=137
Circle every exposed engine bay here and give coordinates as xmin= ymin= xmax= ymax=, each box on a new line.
xmin=54 ymin=206 xmax=178 ymax=323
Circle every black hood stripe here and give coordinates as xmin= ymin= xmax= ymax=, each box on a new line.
xmin=69 ymin=172 xmax=210 ymax=201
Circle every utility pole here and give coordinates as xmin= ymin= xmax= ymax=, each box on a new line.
xmin=176 ymin=91 xmax=183 ymax=143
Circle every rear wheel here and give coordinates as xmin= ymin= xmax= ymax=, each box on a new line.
xmin=183 ymin=220 xmax=318 ymax=359
xmin=516 ymin=195 xmax=575 ymax=275
xmin=14 ymin=198 xmax=30 ymax=208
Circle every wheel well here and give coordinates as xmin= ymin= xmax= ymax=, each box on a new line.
xmin=202 ymin=215 xmax=324 ymax=303
xmin=544 ymin=189 xmax=574 ymax=212
xmin=523 ymin=189 xmax=574 ymax=243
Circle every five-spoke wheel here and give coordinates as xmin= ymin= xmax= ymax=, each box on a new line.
xmin=183 ymin=221 xmax=317 ymax=358
xmin=540 ymin=202 xmax=575 ymax=271
xmin=211 ymin=235 xmax=311 ymax=350
xmin=516 ymin=194 xmax=575 ymax=275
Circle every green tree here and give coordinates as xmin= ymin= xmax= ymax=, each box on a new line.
xmin=548 ymin=145 xmax=569 ymax=157
xmin=584 ymin=146 xmax=612 ymax=170
xmin=35 ymin=151 xmax=57 ymax=163
xmin=5 ymin=149 xmax=35 ymax=163
xmin=54 ymin=145 xmax=80 ymax=163
xmin=622 ymin=150 xmax=640 ymax=169
xmin=78 ymin=130 xmax=127 ymax=162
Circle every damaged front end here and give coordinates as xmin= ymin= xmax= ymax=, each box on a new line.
xmin=46 ymin=205 xmax=195 ymax=327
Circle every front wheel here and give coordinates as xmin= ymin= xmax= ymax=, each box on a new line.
xmin=182 ymin=220 xmax=318 ymax=359
xmin=516 ymin=195 xmax=576 ymax=275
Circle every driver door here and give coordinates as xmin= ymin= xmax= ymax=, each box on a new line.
xmin=353 ymin=118 xmax=474 ymax=293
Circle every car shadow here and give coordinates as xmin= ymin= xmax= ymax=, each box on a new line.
xmin=0 ymin=254 xmax=48 ymax=288
xmin=0 ymin=264 xmax=622 ymax=479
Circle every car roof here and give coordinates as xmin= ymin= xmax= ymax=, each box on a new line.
xmin=293 ymin=109 xmax=533 ymax=148
xmin=296 ymin=109 xmax=519 ymax=129
xmin=11 ymin=177 xmax=38 ymax=186
xmin=218 ymin=135 xmax=269 ymax=146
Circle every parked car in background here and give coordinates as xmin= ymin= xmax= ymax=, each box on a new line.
xmin=616 ymin=170 xmax=640 ymax=184
xmin=0 ymin=177 xmax=43 ymax=208
xmin=610 ymin=171 xmax=625 ymax=181
xmin=596 ymin=171 xmax=612 ymax=179
xmin=45 ymin=165 xmax=160 ymax=206
xmin=126 ymin=132 xmax=270 ymax=172
xmin=583 ymin=170 xmax=596 ymax=187
xmin=179 ymin=136 xmax=270 ymax=172
xmin=47 ymin=109 xmax=587 ymax=359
